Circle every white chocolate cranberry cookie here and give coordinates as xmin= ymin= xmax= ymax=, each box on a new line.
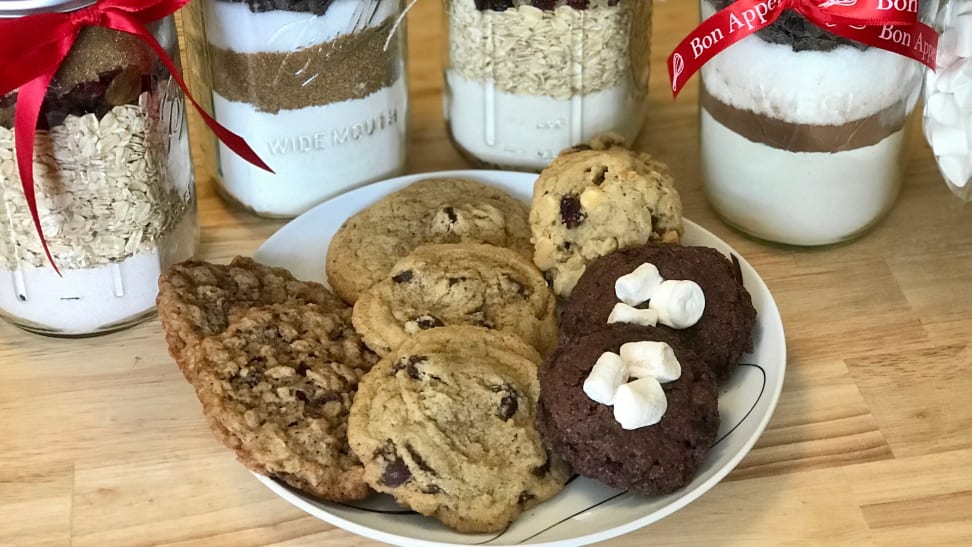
xmin=530 ymin=135 xmax=683 ymax=298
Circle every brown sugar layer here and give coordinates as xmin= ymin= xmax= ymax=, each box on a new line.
xmin=209 ymin=17 xmax=402 ymax=113
xmin=1 ymin=27 xmax=156 ymax=130
xmin=701 ymin=85 xmax=909 ymax=153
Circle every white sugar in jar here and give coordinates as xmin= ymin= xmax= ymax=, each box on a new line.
xmin=182 ymin=0 xmax=409 ymax=218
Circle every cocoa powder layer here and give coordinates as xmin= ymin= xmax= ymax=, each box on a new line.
xmin=700 ymin=85 xmax=908 ymax=153
xmin=209 ymin=17 xmax=401 ymax=113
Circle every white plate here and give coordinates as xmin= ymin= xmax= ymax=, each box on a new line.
xmin=253 ymin=170 xmax=787 ymax=547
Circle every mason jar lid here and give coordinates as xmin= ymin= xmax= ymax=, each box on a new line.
xmin=0 ymin=0 xmax=97 ymax=17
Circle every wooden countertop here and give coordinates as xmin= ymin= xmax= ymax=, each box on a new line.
xmin=3 ymin=1 xmax=972 ymax=545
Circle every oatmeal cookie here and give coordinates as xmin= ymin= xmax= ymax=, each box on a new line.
xmin=192 ymin=303 xmax=379 ymax=502
xmin=352 ymin=243 xmax=558 ymax=357
xmin=530 ymin=134 xmax=683 ymax=297
xmin=326 ymin=178 xmax=533 ymax=304
xmin=347 ymin=326 xmax=570 ymax=533
xmin=538 ymin=326 xmax=719 ymax=495
xmin=157 ymin=256 xmax=344 ymax=380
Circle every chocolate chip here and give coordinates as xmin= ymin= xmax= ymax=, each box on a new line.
xmin=240 ymin=370 xmax=261 ymax=388
xmin=382 ymin=457 xmax=411 ymax=487
xmin=295 ymin=363 xmax=310 ymax=376
xmin=475 ymin=0 xmax=514 ymax=10
xmin=518 ymin=491 xmax=536 ymax=504
xmin=532 ymin=456 xmax=551 ymax=477
xmin=502 ymin=274 xmax=531 ymax=298
xmin=443 ymin=206 xmax=458 ymax=223
xmin=494 ymin=385 xmax=519 ymax=421
xmin=559 ymin=194 xmax=586 ymax=228
xmin=470 ymin=309 xmax=494 ymax=329
xmin=377 ymin=443 xmax=412 ymax=487
xmin=393 ymin=355 xmax=428 ymax=379
xmin=406 ymin=443 xmax=437 ymax=476
xmin=415 ymin=315 xmax=444 ymax=330
xmin=423 ymin=485 xmax=443 ymax=494
xmin=296 ymin=390 xmax=340 ymax=419
xmin=591 ymin=165 xmax=607 ymax=185
xmin=392 ymin=270 xmax=413 ymax=284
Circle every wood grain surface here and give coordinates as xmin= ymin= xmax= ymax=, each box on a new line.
xmin=2 ymin=1 xmax=972 ymax=545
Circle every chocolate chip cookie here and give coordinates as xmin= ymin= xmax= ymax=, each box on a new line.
xmin=192 ymin=303 xmax=379 ymax=502
xmin=352 ymin=243 xmax=558 ymax=357
xmin=157 ymin=256 xmax=345 ymax=380
xmin=561 ymin=243 xmax=757 ymax=380
xmin=347 ymin=326 xmax=570 ymax=533
xmin=326 ymin=178 xmax=533 ymax=304
xmin=530 ymin=134 xmax=683 ymax=297
xmin=538 ymin=326 xmax=719 ymax=495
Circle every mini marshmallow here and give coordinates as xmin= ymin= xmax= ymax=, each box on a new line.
xmin=927 ymin=92 xmax=961 ymax=125
xmin=938 ymin=154 xmax=972 ymax=188
xmin=649 ymin=279 xmax=706 ymax=329
xmin=607 ymin=303 xmax=659 ymax=327
xmin=583 ymin=352 xmax=628 ymax=405
xmin=615 ymin=263 xmax=664 ymax=306
xmin=619 ymin=341 xmax=682 ymax=383
xmin=930 ymin=124 xmax=970 ymax=157
xmin=613 ymin=377 xmax=668 ymax=430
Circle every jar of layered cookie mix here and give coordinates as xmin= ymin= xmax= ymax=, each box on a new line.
xmin=0 ymin=1 xmax=197 ymax=336
xmin=183 ymin=0 xmax=409 ymax=217
xmin=695 ymin=0 xmax=938 ymax=246
xmin=443 ymin=0 xmax=652 ymax=171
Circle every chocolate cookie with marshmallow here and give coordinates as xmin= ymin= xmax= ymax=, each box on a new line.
xmin=537 ymin=325 xmax=719 ymax=495
xmin=560 ymin=243 xmax=756 ymax=380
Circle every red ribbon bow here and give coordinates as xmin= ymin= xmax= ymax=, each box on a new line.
xmin=0 ymin=0 xmax=274 ymax=274
xmin=668 ymin=0 xmax=939 ymax=97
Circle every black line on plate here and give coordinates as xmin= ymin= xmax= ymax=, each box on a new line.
xmin=514 ymin=491 xmax=629 ymax=544
xmin=474 ymin=524 xmax=512 ymax=545
xmin=713 ymin=363 xmax=766 ymax=448
xmin=333 ymin=501 xmax=417 ymax=515
xmin=271 ymin=478 xmax=420 ymax=515
xmin=477 ymin=475 xmax=583 ymax=545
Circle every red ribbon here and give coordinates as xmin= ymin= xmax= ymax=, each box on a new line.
xmin=668 ymin=0 xmax=939 ymax=97
xmin=0 ymin=0 xmax=274 ymax=274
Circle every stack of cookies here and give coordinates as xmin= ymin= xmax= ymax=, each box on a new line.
xmin=157 ymin=136 xmax=757 ymax=534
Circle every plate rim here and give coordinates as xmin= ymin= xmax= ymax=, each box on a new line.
xmin=252 ymin=168 xmax=788 ymax=547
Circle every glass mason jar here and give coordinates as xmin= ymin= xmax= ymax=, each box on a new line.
xmin=0 ymin=3 xmax=197 ymax=336
xmin=182 ymin=0 xmax=409 ymax=218
xmin=699 ymin=1 xmax=938 ymax=246
xmin=924 ymin=0 xmax=971 ymax=200
xmin=443 ymin=0 xmax=652 ymax=171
